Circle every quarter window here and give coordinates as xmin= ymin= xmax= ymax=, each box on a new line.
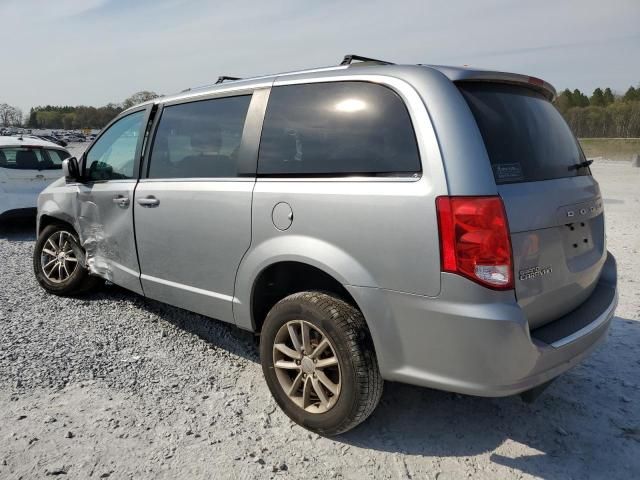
xmin=85 ymin=110 xmax=145 ymax=181
xmin=45 ymin=149 xmax=70 ymax=169
xmin=257 ymin=82 xmax=421 ymax=176
xmin=148 ymin=95 xmax=251 ymax=179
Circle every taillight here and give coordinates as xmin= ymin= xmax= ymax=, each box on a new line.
xmin=436 ymin=196 xmax=513 ymax=290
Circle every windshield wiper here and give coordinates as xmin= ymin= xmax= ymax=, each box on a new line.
xmin=568 ymin=159 xmax=593 ymax=171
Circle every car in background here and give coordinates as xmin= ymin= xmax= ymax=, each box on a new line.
xmin=39 ymin=135 xmax=68 ymax=147
xmin=23 ymin=135 xmax=68 ymax=147
xmin=0 ymin=136 xmax=70 ymax=219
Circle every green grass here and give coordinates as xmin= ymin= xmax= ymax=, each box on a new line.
xmin=579 ymin=138 xmax=640 ymax=161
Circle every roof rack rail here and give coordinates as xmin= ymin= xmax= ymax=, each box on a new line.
xmin=340 ymin=54 xmax=393 ymax=66
xmin=215 ymin=75 xmax=242 ymax=84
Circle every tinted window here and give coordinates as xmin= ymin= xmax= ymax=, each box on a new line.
xmin=148 ymin=95 xmax=251 ymax=179
xmin=0 ymin=147 xmax=46 ymax=170
xmin=258 ymin=82 xmax=420 ymax=176
xmin=45 ymin=149 xmax=70 ymax=169
xmin=85 ymin=110 xmax=144 ymax=181
xmin=459 ymin=83 xmax=589 ymax=184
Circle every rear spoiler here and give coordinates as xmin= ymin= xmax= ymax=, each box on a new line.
xmin=424 ymin=65 xmax=556 ymax=101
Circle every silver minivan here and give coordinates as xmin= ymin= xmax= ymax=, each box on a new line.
xmin=34 ymin=55 xmax=618 ymax=435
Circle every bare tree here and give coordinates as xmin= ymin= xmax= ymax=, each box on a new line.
xmin=0 ymin=103 xmax=23 ymax=127
xmin=9 ymin=107 xmax=23 ymax=126
xmin=0 ymin=103 xmax=12 ymax=126
xmin=122 ymin=91 xmax=160 ymax=110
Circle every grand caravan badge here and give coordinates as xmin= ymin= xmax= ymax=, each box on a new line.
xmin=519 ymin=266 xmax=553 ymax=281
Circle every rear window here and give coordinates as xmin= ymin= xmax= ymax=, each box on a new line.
xmin=459 ymin=83 xmax=589 ymax=184
xmin=258 ymin=81 xmax=420 ymax=176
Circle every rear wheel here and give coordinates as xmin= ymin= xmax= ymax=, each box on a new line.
xmin=260 ymin=291 xmax=383 ymax=435
xmin=33 ymin=224 xmax=99 ymax=295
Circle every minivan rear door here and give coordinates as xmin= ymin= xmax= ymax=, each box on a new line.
xmin=459 ymin=83 xmax=606 ymax=329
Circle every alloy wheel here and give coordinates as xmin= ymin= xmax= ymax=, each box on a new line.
xmin=40 ymin=230 xmax=79 ymax=283
xmin=272 ymin=320 xmax=342 ymax=413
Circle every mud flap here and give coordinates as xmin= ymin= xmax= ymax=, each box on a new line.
xmin=520 ymin=378 xmax=556 ymax=403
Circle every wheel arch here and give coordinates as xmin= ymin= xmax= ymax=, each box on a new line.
xmin=250 ymin=261 xmax=361 ymax=334
xmin=38 ymin=213 xmax=78 ymax=236
xmin=234 ymin=235 xmax=378 ymax=333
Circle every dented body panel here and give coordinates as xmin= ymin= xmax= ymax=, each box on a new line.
xmin=76 ymin=180 xmax=142 ymax=294
xmin=38 ymin=177 xmax=143 ymax=294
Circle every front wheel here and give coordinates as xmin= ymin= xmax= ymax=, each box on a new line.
xmin=33 ymin=224 xmax=99 ymax=296
xmin=260 ymin=291 xmax=383 ymax=435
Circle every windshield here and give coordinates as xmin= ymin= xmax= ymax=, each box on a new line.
xmin=458 ymin=82 xmax=589 ymax=184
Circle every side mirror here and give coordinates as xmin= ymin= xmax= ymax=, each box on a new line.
xmin=62 ymin=157 xmax=80 ymax=183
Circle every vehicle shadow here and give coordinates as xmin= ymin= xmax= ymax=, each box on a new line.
xmin=0 ymin=217 xmax=36 ymax=241
xmin=82 ymin=283 xmax=260 ymax=363
xmin=337 ymin=316 xmax=640 ymax=478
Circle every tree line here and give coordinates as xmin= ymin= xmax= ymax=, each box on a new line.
xmin=0 ymin=91 xmax=159 ymax=130
xmin=3 ymin=85 xmax=640 ymax=138
xmin=553 ymin=85 xmax=640 ymax=138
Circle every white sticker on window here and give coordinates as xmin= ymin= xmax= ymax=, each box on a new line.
xmin=493 ymin=163 xmax=524 ymax=181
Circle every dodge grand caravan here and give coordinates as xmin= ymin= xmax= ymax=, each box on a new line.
xmin=33 ymin=55 xmax=618 ymax=435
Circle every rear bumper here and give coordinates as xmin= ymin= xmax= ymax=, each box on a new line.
xmin=348 ymin=251 xmax=617 ymax=397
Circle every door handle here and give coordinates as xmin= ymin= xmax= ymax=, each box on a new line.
xmin=35 ymin=174 xmax=45 ymax=179
xmin=137 ymin=196 xmax=160 ymax=207
xmin=112 ymin=195 xmax=130 ymax=207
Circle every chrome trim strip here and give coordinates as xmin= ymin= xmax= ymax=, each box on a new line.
xmin=138 ymin=177 xmax=254 ymax=183
xmin=256 ymin=175 xmax=421 ymax=183
xmin=140 ymin=273 xmax=235 ymax=303
xmin=550 ymin=291 xmax=618 ymax=348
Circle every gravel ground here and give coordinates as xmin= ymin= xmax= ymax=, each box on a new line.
xmin=0 ymin=160 xmax=639 ymax=479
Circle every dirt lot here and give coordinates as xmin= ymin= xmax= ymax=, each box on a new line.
xmin=0 ymin=161 xmax=638 ymax=479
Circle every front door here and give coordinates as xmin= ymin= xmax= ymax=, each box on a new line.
xmin=134 ymin=93 xmax=257 ymax=323
xmin=77 ymin=108 xmax=149 ymax=294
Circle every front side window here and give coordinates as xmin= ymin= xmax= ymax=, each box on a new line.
xmin=0 ymin=147 xmax=46 ymax=170
xmin=148 ymin=95 xmax=251 ymax=179
xmin=85 ymin=110 xmax=145 ymax=181
xmin=258 ymin=82 xmax=421 ymax=176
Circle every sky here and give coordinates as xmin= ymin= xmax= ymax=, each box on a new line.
xmin=1 ymin=0 xmax=639 ymax=114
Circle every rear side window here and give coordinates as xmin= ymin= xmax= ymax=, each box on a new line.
xmin=0 ymin=147 xmax=45 ymax=170
xmin=459 ymin=83 xmax=588 ymax=184
xmin=148 ymin=95 xmax=251 ymax=179
xmin=258 ymin=82 xmax=420 ymax=176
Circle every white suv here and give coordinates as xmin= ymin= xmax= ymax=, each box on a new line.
xmin=0 ymin=136 xmax=71 ymax=219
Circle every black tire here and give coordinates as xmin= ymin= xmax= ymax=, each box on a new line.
xmin=33 ymin=223 xmax=100 ymax=296
xmin=260 ymin=291 xmax=383 ymax=435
